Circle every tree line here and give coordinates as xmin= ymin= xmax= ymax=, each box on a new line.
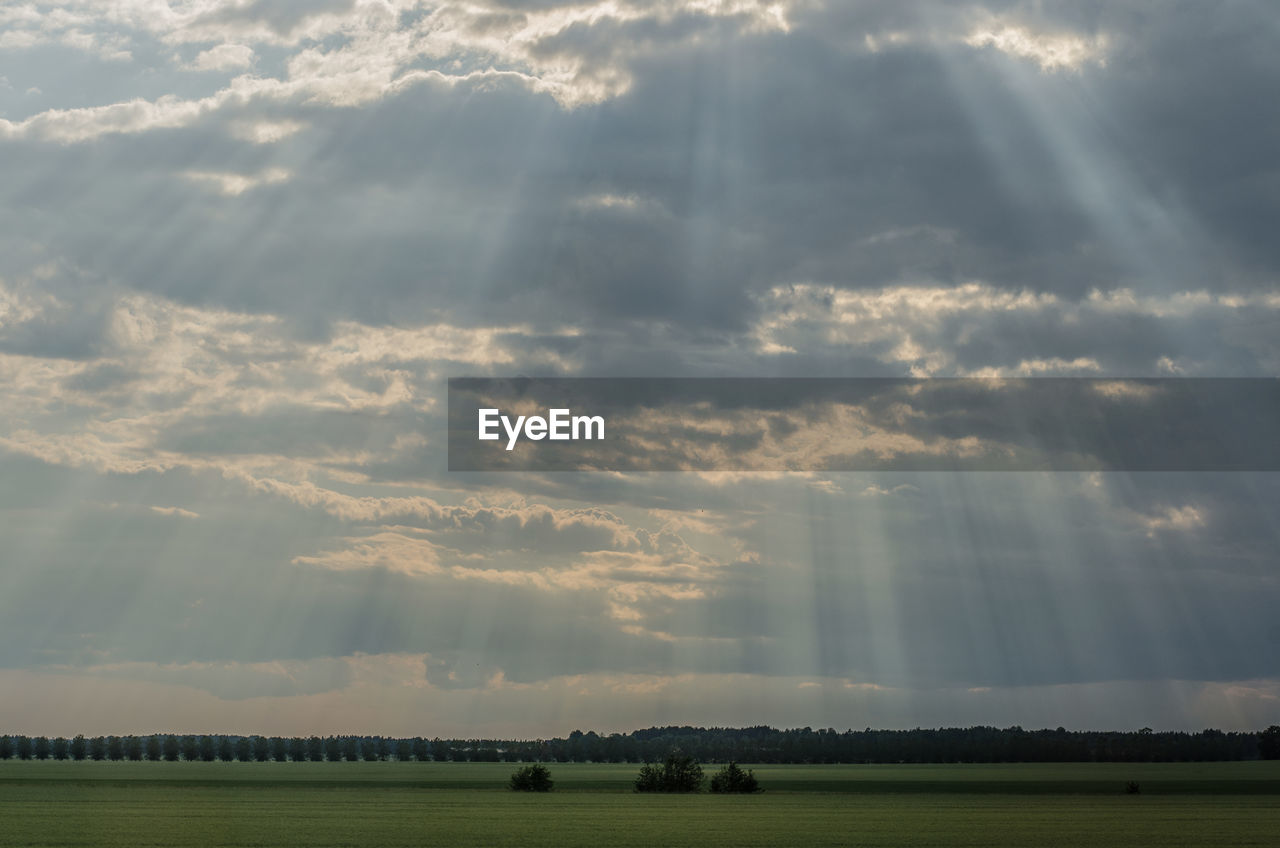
xmin=2 ymin=725 xmax=1277 ymax=764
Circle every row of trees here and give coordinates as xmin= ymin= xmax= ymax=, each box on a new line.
xmin=3 ymin=726 xmax=1277 ymax=764
xmin=0 ymin=735 xmax=408 ymax=763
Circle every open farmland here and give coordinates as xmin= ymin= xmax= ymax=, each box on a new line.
xmin=2 ymin=761 xmax=1279 ymax=847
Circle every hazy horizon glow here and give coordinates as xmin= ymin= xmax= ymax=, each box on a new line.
xmin=1 ymin=1 xmax=1277 ymax=737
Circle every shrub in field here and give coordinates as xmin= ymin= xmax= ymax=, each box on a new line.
xmin=1125 ymin=781 xmax=1141 ymax=795
xmin=709 ymin=762 xmax=760 ymax=794
xmin=509 ymin=764 xmax=554 ymax=792
xmin=634 ymin=752 xmax=704 ymax=793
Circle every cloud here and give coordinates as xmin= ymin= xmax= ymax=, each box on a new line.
xmin=855 ymin=7 xmax=1111 ymax=73
xmin=751 ymin=284 xmax=1280 ymax=376
xmin=0 ymin=0 xmax=800 ymax=145
xmin=227 ymin=118 xmax=308 ymax=144
xmin=964 ymin=22 xmax=1109 ymax=72
xmin=186 ymin=43 xmax=255 ymax=72
xmin=1 ymin=93 xmax=226 ymax=144
xmin=1138 ymin=504 xmax=1206 ymax=538
xmin=0 ymin=280 xmax=588 ymax=482
xmin=183 ymin=166 xmax=291 ymax=195
xmin=150 ymin=505 xmax=200 ymax=519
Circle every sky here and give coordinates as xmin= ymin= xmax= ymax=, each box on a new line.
xmin=0 ymin=0 xmax=1278 ymax=738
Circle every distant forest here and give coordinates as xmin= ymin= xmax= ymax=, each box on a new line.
xmin=4 ymin=726 xmax=1279 ymax=763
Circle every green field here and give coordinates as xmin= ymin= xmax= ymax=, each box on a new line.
xmin=3 ymin=761 xmax=1279 ymax=847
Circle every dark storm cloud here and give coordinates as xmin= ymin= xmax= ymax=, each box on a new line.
xmin=0 ymin=1 xmax=1272 ymax=340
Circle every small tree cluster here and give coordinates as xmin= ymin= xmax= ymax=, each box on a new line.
xmin=634 ymin=751 xmax=703 ymax=793
xmin=709 ymin=762 xmax=760 ymax=793
xmin=509 ymin=764 xmax=554 ymax=792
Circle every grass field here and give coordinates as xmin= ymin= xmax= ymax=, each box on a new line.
xmin=3 ymin=761 xmax=1279 ymax=847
